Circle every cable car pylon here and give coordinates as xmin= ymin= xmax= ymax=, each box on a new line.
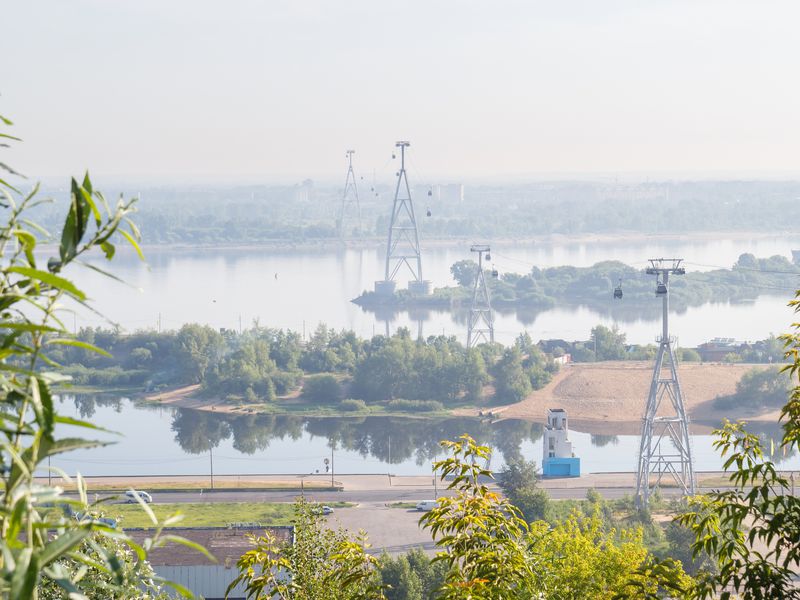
xmin=635 ymin=258 xmax=695 ymax=508
xmin=374 ymin=141 xmax=430 ymax=296
xmin=337 ymin=149 xmax=361 ymax=237
xmin=467 ymin=244 xmax=494 ymax=347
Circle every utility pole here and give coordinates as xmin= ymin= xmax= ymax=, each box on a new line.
xmin=467 ymin=245 xmax=494 ymax=347
xmin=636 ymin=258 xmax=695 ymax=508
xmin=330 ymin=443 xmax=335 ymax=489
xmin=337 ymin=150 xmax=361 ymax=237
xmin=210 ymin=446 xmax=214 ymax=490
xmin=375 ymin=141 xmax=429 ymax=296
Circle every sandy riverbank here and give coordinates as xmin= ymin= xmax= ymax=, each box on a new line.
xmin=454 ymin=361 xmax=775 ymax=434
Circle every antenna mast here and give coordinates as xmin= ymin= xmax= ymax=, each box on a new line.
xmin=636 ymin=258 xmax=695 ymax=507
xmin=375 ymin=141 xmax=429 ymax=296
xmin=337 ymin=149 xmax=361 ymax=237
xmin=467 ymin=245 xmax=494 ymax=347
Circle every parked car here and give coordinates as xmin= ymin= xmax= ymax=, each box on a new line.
xmin=321 ymin=505 xmax=334 ymax=515
xmin=415 ymin=500 xmax=438 ymax=512
xmin=75 ymin=511 xmax=117 ymax=528
xmin=125 ymin=490 xmax=153 ymax=504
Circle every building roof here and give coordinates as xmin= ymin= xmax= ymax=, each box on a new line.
xmin=128 ymin=526 xmax=293 ymax=567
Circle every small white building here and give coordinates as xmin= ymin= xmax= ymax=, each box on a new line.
xmin=542 ymin=408 xmax=580 ymax=477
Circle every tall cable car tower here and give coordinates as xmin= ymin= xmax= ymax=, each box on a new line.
xmin=375 ymin=141 xmax=429 ymax=296
xmin=337 ymin=149 xmax=361 ymax=237
xmin=636 ymin=258 xmax=695 ymax=507
xmin=467 ymin=245 xmax=494 ymax=347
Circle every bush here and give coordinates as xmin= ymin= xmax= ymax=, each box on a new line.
xmin=302 ymin=374 xmax=342 ymax=404
xmin=386 ymin=399 xmax=444 ymax=412
xmin=679 ymin=348 xmax=702 ymax=362
xmin=339 ymin=398 xmax=367 ymax=412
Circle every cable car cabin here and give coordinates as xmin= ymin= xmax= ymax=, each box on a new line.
xmin=485 ymin=253 xmax=491 ymax=261
xmin=426 ymin=209 xmax=432 ymax=217
xmin=656 ymin=282 xmax=668 ymax=295
xmin=614 ymin=286 xmax=623 ymax=299
xmin=491 ymin=269 xmax=499 ymax=278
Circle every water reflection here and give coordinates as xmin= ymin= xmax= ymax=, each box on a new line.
xmin=169 ymin=409 xmax=544 ymax=467
xmin=50 ymin=395 xmax=799 ymax=476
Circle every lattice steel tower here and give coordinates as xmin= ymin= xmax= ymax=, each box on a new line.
xmin=337 ymin=150 xmax=361 ymax=236
xmin=375 ymin=141 xmax=429 ymax=296
xmin=467 ymin=245 xmax=494 ymax=347
xmin=636 ymin=258 xmax=695 ymax=508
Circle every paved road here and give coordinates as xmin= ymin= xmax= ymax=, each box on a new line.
xmin=87 ymin=485 xmax=690 ymax=505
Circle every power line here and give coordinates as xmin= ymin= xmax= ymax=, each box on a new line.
xmin=683 ymin=260 xmax=800 ymax=276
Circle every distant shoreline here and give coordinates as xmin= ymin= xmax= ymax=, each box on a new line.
xmin=36 ymin=229 xmax=800 ymax=257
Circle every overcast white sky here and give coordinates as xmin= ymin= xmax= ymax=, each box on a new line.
xmin=3 ymin=1 xmax=800 ymax=183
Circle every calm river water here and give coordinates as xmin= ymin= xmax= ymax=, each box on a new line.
xmin=70 ymin=234 xmax=800 ymax=346
xmin=42 ymin=397 xmax=800 ymax=478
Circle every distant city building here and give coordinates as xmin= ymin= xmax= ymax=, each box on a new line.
xmin=552 ymin=354 xmax=572 ymax=366
xmin=542 ymin=408 xmax=580 ymax=477
xmin=697 ymin=337 xmax=740 ymax=362
xmin=293 ymin=179 xmax=315 ymax=203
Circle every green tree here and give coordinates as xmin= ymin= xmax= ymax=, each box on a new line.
xmin=591 ymin=324 xmax=627 ymax=361
xmin=378 ymin=554 xmax=423 ymax=600
xmin=420 ymin=436 xmax=538 ymax=599
xmin=449 ymin=259 xmax=478 ymax=288
xmin=176 ymin=323 xmax=225 ymax=382
xmin=530 ymin=513 xmax=689 ymax=599
xmin=498 ymin=458 xmax=538 ymax=498
xmin=492 ymin=347 xmax=532 ymax=403
xmin=303 ymin=374 xmax=343 ymax=404
xmin=227 ymin=500 xmax=384 ymax=599
xmin=0 ymin=111 xmax=203 ymax=597
xmin=622 ymin=289 xmax=800 ymax=599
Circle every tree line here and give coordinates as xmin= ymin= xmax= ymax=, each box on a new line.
xmin=356 ymin=253 xmax=800 ymax=318
xmin=51 ymin=324 xmax=558 ymax=407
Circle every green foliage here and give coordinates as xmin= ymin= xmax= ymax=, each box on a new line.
xmin=176 ymin=323 xmax=226 ymax=383
xmin=491 ymin=347 xmax=532 ymax=403
xmin=303 ymin=374 xmax=342 ymax=404
xmin=532 ymin=513 xmax=690 ymax=599
xmin=498 ymin=457 xmax=538 ymax=498
xmin=378 ymin=548 xmax=447 ymax=600
xmin=0 ymin=114 xmax=204 ymax=597
xmin=622 ymin=289 xmax=800 ymax=599
xmin=678 ymin=348 xmax=702 ymax=362
xmin=37 ymin=533 xmax=171 ymax=599
xmin=352 ymin=330 xmax=490 ymax=404
xmin=420 ymin=435 xmax=537 ymax=599
xmin=386 ymin=399 xmax=444 ymax=412
xmin=591 ymin=324 xmax=627 ymax=360
xmin=713 ymin=366 xmax=790 ymax=410
xmin=228 ymin=500 xmax=384 ymax=600
xmin=449 ymin=259 xmax=477 ymax=288
xmin=340 ymin=398 xmax=368 ymax=412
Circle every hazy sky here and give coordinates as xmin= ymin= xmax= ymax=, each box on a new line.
xmin=3 ymin=1 xmax=800 ymax=183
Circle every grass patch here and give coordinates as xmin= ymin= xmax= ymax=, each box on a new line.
xmin=387 ymin=502 xmax=418 ymax=509
xmin=111 ymin=501 xmax=352 ymax=529
xmin=45 ymin=480 xmax=342 ymax=493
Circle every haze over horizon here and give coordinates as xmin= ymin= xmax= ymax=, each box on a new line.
xmin=4 ymin=0 xmax=800 ymax=184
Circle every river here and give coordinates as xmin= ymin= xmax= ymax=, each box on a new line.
xmin=43 ymin=396 xmax=800 ymax=478
xmin=67 ymin=233 xmax=800 ymax=346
